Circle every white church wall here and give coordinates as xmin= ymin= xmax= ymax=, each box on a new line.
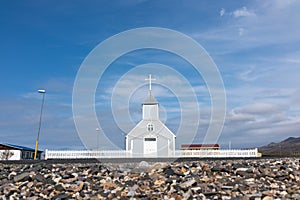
xmin=157 ymin=137 xmax=169 ymax=157
xmin=131 ymin=138 xmax=144 ymax=157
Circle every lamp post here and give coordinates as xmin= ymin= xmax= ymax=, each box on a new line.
xmin=34 ymin=89 xmax=46 ymax=160
xmin=96 ymin=128 xmax=100 ymax=150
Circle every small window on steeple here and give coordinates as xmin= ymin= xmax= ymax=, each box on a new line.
xmin=147 ymin=123 xmax=154 ymax=132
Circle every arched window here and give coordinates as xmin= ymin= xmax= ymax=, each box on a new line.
xmin=147 ymin=123 xmax=154 ymax=132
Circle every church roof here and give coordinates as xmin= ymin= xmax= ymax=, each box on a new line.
xmin=142 ymin=91 xmax=158 ymax=105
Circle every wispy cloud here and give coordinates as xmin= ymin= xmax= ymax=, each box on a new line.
xmin=231 ymin=6 xmax=256 ymax=18
xmin=220 ymin=100 xmax=300 ymax=147
xmin=238 ymin=66 xmax=265 ymax=82
xmin=219 ymin=8 xmax=225 ymax=17
xmin=193 ymin=1 xmax=300 ymax=54
xmin=234 ymin=102 xmax=288 ymax=116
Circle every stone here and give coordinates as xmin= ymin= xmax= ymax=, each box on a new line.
xmin=292 ymin=194 xmax=300 ymax=199
xmin=54 ymin=184 xmax=65 ymax=191
xmin=262 ymin=196 xmax=274 ymax=200
xmin=203 ymin=165 xmax=211 ymax=173
xmin=289 ymin=174 xmax=295 ymax=180
xmin=180 ymin=179 xmax=196 ymax=188
xmin=138 ymin=161 xmax=149 ymax=168
xmin=181 ymin=167 xmax=187 ymax=174
xmin=78 ymin=181 xmax=85 ymax=191
xmin=3 ymin=185 xmax=18 ymax=196
xmin=53 ymin=177 xmax=62 ymax=183
xmin=269 ymin=183 xmax=279 ymax=189
xmin=27 ymin=181 xmax=34 ymax=188
xmin=154 ymin=179 xmax=164 ymax=186
xmin=236 ymin=170 xmax=251 ymax=177
xmin=164 ymin=167 xmax=175 ymax=176
xmin=8 ymin=171 xmax=17 ymax=180
xmin=191 ymin=186 xmax=202 ymax=193
xmin=221 ymin=185 xmax=234 ymax=190
xmin=67 ymin=184 xmax=82 ymax=192
xmin=280 ymin=191 xmax=288 ymax=197
xmin=102 ymin=182 xmax=117 ymax=190
xmin=200 ymin=177 xmax=213 ymax=183
xmin=28 ymin=165 xmax=42 ymax=173
xmin=27 ymin=197 xmax=39 ymax=200
xmin=262 ymin=190 xmax=273 ymax=196
xmin=235 ymin=168 xmax=250 ymax=172
xmin=13 ymin=172 xmax=30 ymax=182
xmin=34 ymin=173 xmax=47 ymax=183
xmin=53 ymin=192 xmax=70 ymax=199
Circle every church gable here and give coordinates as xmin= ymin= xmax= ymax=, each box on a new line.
xmin=127 ymin=120 xmax=175 ymax=139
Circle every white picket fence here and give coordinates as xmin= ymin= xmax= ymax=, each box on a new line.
xmin=45 ymin=148 xmax=259 ymax=159
xmin=174 ymin=148 xmax=259 ymax=158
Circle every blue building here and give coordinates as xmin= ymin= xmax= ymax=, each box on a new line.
xmin=0 ymin=143 xmax=42 ymax=160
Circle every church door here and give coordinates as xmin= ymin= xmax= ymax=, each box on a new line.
xmin=144 ymin=137 xmax=157 ymax=157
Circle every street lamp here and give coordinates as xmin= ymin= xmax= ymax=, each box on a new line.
xmin=34 ymin=89 xmax=46 ymax=160
xmin=96 ymin=128 xmax=100 ymax=150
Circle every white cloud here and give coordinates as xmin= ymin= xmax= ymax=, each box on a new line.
xmin=238 ymin=28 xmax=244 ymax=36
xmin=268 ymin=0 xmax=298 ymax=9
xmin=234 ymin=102 xmax=288 ymax=115
xmin=22 ymin=92 xmax=43 ymax=99
xmin=192 ymin=1 xmax=300 ymax=55
xmin=232 ymin=6 xmax=256 ymax=18
xmin=220 ymin=8 xmax=225 ymax=17
xmin=238 ymin=67 xmax=263 ymax=81
xmin=286 ymin=59 xmax=300 ymax=64
xmin=218 ymin=100 xmax=300 ymax=147
xmin=227 ymin=111 xmax=255 ymax=123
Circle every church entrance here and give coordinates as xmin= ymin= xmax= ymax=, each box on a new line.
xmin=144 ymin=137 xmax=157 ymax=157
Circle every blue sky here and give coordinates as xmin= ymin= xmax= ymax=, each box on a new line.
xmin=1 ymin=1 xmax=300 ymax=150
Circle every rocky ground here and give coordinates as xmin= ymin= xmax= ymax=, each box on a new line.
xmin=0 ymin=158 xmax=299 ymax=200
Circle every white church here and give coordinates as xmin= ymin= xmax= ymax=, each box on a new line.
xmin=125 ymin=75 xmax=176 ymax=157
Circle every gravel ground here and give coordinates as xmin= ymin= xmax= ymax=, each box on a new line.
xmin=0 ymin=158 xmax=299 ymax=199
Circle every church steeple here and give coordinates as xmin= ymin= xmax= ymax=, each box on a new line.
xmin=143 ymin=90 xmax=158 ymax=105
xmin=142 ymin=74 xmax=159 ymax=120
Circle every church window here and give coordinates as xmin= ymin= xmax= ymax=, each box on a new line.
xmin=145 ymin=137 xmax=156 ymax=141
xmin=147 ymin=123 xmax=154 ymax=132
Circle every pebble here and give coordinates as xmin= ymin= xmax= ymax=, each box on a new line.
xmin=0 ymin=158 xmax=299 ymax=199
xmin=180 ymin=179 xmax=196 ymax=188
xmin=13 ymin=172 xmax=30 ymax=182
xmin=138 ymin=160 xmax=149 ymax=168
xmin=34 ymin=173 xmax=47 ymax=183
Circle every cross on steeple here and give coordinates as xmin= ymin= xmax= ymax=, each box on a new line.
xmin=145 ymin=74 xmax=156 ymax=91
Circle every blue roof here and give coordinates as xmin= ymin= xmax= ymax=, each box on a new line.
xmin=4 ymin=143 xmax=42 ymax=152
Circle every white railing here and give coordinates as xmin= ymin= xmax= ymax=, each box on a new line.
xmin=174 ymin=148 xmax=258 ymax=158
xmin=45 ymin=149 xmax=132 ymax=159
xmin=45 ymin=148 xmax=259 ymax=159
